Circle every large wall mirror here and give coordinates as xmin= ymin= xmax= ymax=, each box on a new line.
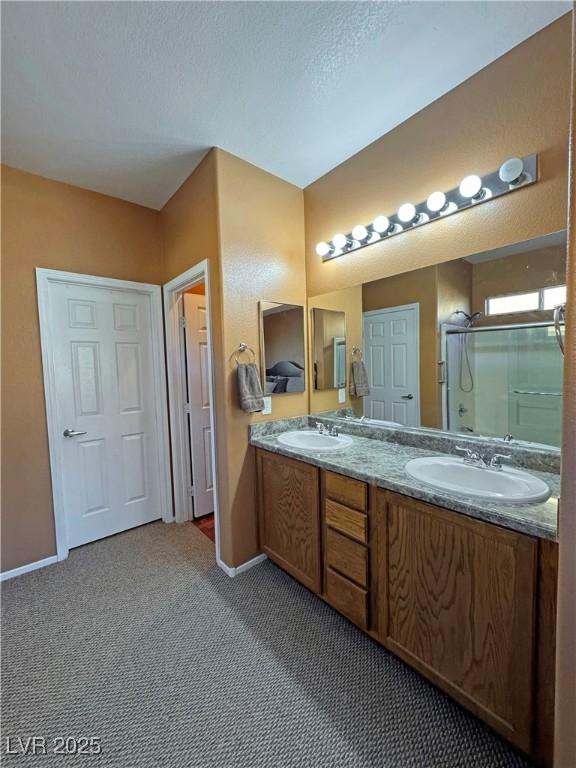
xmin=309 ymin=230 xmax=567 ymax=448
xmin=312 ymin=308 xmax=347 ymax=390
xmin=259 ymin=301 xmax=306 ymax=394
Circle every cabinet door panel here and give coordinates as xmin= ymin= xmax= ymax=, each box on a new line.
xmin=379 ymin=491 xmax=537 ymax=752
xmin=257 ymin=450 xmax=321 ymax=593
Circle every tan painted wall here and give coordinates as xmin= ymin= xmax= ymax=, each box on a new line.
xmin=308 ymin=285 xmax=363 ymax=415
xmin=304 ymin=15 xmax=572 ymax=298
xmin=159 ymin=150 xmax=234 ymax=563
xmin=215 ymin=149 xmax=306 ymax=565
xmin=362 ymin=267 xmax=440 ymax=428
xmin=555 ymin=9 xmax=576 ymax=765
xmin=160 ymin=149 xmax=306 ymax=566
xmin=1 ymin=165 xmax=163 ymax=572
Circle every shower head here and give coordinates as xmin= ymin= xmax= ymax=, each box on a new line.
xmin=469 ymin=311 xmax=482 ymax=326
xmin=453 ymin=310 xmax=482 ymax=328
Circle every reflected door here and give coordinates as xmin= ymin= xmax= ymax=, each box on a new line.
xmin=184 ymin=293 xmax=214 ymax=518
xmin=363 ymin=305 xmax=420 ymax=425
xmin=51 ymin=282 xmax=163 ymax=548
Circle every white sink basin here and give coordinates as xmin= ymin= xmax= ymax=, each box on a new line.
xmin=404 ymin=456 xmax=550 ymax=505
xmin=277 ymin=430 xmax=353 ymax=452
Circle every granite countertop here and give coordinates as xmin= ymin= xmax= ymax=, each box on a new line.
xmin=250 ymin=426 xmax=559 ymax=542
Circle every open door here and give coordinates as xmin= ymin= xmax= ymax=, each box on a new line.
xmin=184 ymin=291 xmax=214 ymax=519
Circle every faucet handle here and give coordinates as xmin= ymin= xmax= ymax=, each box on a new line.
xmin=455 ymin=445 xmax=480 ymax=463
xmin=489 ymin=453 xmax=512 ymax=470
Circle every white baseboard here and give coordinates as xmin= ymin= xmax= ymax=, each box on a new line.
xmin=0 ymin=555 xmax=58 ymax=582
xmin=217 ymin=553 xmax=267 ymax=578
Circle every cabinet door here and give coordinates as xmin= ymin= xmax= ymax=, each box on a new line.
xmin=256 ymin=450 xmax=321 ymax=593
xmin=379 ymin=491 xmax=537 ymax=752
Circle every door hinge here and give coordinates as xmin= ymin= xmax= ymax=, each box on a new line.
xmin=179 ymin=316 xmax=187 ymax=329
xmin=188 ymin=485 xmax=194 ymax=497
xmin=184 ymin=403 xmax=192 ymax=415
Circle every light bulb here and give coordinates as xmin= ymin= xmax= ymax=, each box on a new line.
xmin=332 ymin=233 xmax=348 ymax=250
xmin=352 ymin=224 xmax=368 ymax=241
xmin=459 ymin=175 xmax=483 ymax=198
xmin=315 ymin=241 xmax=331 ymax=258
xmin=499 ymin=157 xmax=525 ymax=185
xmin=373 ymin=215 xmax=390 ymax=233
xmin=427 ymin=191 xmax=447 ymax=213
xmin=398 ymin=203 xmax=417 ymax=223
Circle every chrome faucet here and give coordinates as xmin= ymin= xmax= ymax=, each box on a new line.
xmin=455 ymin=446 xmax=484 ymax=467
xmin=455 ymin=446 xmax=512 ymax=471
xmin=503 ymin=433 xmax=514 ymax=443
xmin=489 ymin=453 xmax=512 ymax=471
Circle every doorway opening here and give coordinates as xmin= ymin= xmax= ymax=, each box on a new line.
xmin=163 ymin=262 xmax=222 ymax=567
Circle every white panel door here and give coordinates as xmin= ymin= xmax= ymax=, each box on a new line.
xmin=363 ymin=304 xmax=420 ymax=426
xmin=50 ymin=282 xmax=164 ymax=548
xmin=184 ymin=293 xmax=214 ymax=518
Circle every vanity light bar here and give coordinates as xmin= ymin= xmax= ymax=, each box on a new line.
xmin=317 ymin=154 xmax=538 ymax=262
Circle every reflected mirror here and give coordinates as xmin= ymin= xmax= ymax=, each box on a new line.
xmin=312 ymin=308 xmax=347 ymax=390
xmin=259 ymin=301 xmax=305 ymax=395
xmin=309 ymin=230 xmax=566 ymax=448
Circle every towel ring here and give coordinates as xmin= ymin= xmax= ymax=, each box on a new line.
xmin=234 ymin=342 xmax=256 ymax=365
xmin=352 ymin=346 xmax=363 ymax=360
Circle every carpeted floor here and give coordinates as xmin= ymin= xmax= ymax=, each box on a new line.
xmin=1 ymin=521 xmax=532 ymax=767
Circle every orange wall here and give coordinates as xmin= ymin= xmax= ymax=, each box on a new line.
xmin=215 ymin=149 xmax=306 ymax=565
xmin=555 ymin=10 xmax=576 ymax=765
xmin=160 ymin=149 xmax=306 ymax=566
xmin=304 ymin=16 xmax=572 ymax=298
xmin=1 ymin=165 xmax=163 ymax=572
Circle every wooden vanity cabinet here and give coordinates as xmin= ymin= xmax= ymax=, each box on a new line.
xmin=377 ymin=490 xmax=538 ymax=753
xmin=322 ymin=471 xmax=374 ymax=633
xmin=256 ymin=450 xmax=321 ymax=593
xmin=255 ymin=448 xmax=557 ymax=764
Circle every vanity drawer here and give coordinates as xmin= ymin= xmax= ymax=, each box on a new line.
xmin=326 ymin=567 xmax=368 ymax=630
xmin=325 ymin=498 xmax=367 ymax=544
xmin=325 ymin=527 xmax=368 ymax=587
xmin=325 ymin=471 xmax=367 ymax=511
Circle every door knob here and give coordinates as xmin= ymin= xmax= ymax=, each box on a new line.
xmin=63 ymin=428 xmax=87 ymax=438
xmin=401 ymin=394 xmax=414 ymax=400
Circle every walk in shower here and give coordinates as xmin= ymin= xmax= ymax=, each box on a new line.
xmin=444 ymin=322 xmax=564 ymax=447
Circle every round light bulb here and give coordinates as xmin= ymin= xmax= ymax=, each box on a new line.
xmin=373 ymin=215 xmax=390 ymax=234
xmin=427 ymin=191 xmax=447 ymax=213
xmin=398 ymin=203 xmax=416 ymax=223
xmin=332 ymin=233 xmax=348 ymax=250
xmin=459 ymin=174 xmax=483 ymax=198
xmin=499 ymin=157 xmax=524 ymax=185
xmin=315 ymin=241 xmax=331 ymax=257
xmin=352 ymin=224 xmax=368 ymax=241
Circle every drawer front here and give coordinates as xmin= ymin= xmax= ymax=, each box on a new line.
xmin=326 ymin=527 xmax=368 ymax=587
xmin=325 ymin=471 xmax=367 ymax=511
xmin=325 ymin=498 xmax=367 ymax=544
xmin=326 ymin=567 xmax=368 ymax=630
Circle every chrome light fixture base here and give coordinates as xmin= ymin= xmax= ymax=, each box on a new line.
xmin=319 ymin=154 xmax=537 ymax=262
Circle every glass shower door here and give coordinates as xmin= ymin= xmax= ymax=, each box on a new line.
xmin=445 ymin=324 xmax=563 ymax=447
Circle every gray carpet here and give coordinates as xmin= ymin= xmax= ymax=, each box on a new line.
xmin=1 ymin=521 xmax=532 ymax=767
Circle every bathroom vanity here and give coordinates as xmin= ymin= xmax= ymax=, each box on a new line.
xmin=251 ymin=417 xmax=559 ymax=766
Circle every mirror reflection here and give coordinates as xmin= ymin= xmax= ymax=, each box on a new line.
xmin=309 ymin=231 xmax=566 ymax=447
xmin=312 ymin=308 xmax=347 ymax=390
xmin=259 ymin=301 xmax=305 ymax=395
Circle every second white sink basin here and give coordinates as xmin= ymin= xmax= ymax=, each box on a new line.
xmin=405 ymin=456 xmax=551 ymax=505
xmin=277 ymin=430 xmax=353 ymax=452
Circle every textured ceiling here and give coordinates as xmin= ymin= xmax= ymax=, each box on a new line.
xmin=1 ymin=1 xmax=571 ymax=209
